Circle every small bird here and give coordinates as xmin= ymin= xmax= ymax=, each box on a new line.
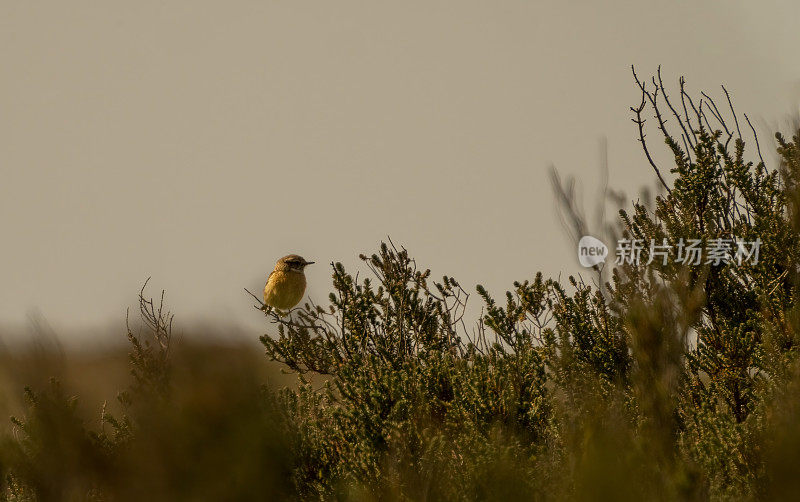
xmin=263 ymin=254 xmax=315 ymax=312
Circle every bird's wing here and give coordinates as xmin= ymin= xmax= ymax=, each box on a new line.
xmin=265 ymin=270 xmax=276 ymax=289
xmin=263 ymin=271 xmax=274 ymax=306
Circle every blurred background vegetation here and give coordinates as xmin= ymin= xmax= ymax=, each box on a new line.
xmin=1 ymin=72 xmax=799 ymax=501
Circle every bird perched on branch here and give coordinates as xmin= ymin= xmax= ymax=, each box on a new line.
xmin=263 ymin=254 xmax=314 ymax=312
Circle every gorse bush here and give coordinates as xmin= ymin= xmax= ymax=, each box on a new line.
xmin=1 ymin=70 xmax=799 ymax=501
xmin=263 ymin=246 xmax=553 ymax=498
xmin=260 ymin=69 xmax=800 ymax=500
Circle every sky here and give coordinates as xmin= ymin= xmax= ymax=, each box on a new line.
xmin=2 ymin=1 xmax=799 ymax=348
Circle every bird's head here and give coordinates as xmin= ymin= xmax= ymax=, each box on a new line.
xmin=275 ymin=254 xmax=315 ymax=273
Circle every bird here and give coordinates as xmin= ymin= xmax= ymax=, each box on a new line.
xmin=263 ymin=254 xmax=315 ymax=312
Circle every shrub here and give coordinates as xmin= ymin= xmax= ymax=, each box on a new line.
xmin=2 ymin=69 xmax=799 ymax=501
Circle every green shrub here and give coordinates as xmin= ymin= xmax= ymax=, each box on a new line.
xmin=1 ymin=69 xmax=799 ymax=501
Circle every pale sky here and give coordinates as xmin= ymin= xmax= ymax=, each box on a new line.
xmin=2 ymin=1 xmax=799 ymax=347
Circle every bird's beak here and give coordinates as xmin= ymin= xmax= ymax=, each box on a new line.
xmin=305 ymin=261 xmax=315 ymax=265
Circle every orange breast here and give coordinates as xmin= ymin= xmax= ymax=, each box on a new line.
xmin=263 ymin=271 xmax=307 ymax=309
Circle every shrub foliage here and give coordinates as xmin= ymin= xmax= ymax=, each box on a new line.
xmin=1 ymin=70 xmax=799 ymax=500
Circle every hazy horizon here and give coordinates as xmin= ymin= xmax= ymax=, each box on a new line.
xmin=2 ymin=1 xmax=799 ymax=347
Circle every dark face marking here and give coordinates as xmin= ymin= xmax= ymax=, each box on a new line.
xmin=284 ymin=257 xmax=307 ymax=269
xmin=279 ymin=255 xmax=313 ymax=270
